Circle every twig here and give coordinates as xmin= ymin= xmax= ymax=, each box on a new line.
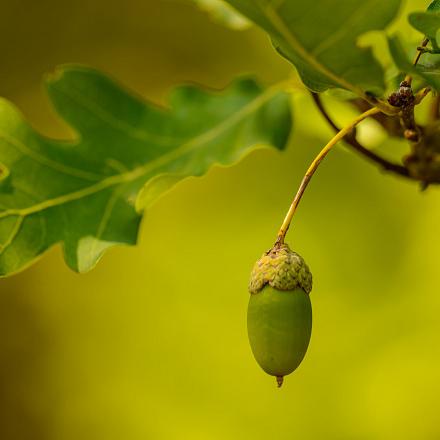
xmin=405 ymin=38 xmax=429 ymax=85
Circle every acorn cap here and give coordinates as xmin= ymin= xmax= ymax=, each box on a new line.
xmin=248 ymin=243 xmax=312 ymax=295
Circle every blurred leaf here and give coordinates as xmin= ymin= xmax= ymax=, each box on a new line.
xmin=408 ymin=11 xmax=440 ymax=40
xmin=409 ymin=0 xmax=440 ymax=49
xmin=223 ymin=0 xmax=401 ymax=95
xmin=428 ymin=0 xmax=440 ymax=12
xmin=0 ymin=66 xmax=292 ymax=276
xmin=388 ymin=34 xmax=440 ymax=90
xmin=193 ymin=0 xmax=251 ymax=29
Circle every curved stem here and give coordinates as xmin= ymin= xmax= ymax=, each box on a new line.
xmin=275 ymin=107 xmax=381 ymax=246
xmin=311 ymin=93 xmax=410 ymax=177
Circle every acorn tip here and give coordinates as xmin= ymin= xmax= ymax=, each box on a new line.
xmin=276 ymin=376 xmax=284 ymax=388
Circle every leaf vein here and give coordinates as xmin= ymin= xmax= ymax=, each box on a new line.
xmin=0 ymin=216 xmax=24 ymax=255
xmin=311 ymin=0 xmax=380 ymax=56
xmin=0 ymin=82 xmax=285 ymax=220
xmin=96 ymin=190 xmax=120 ymax=240
xmin=257 ymin=0 xmax=366 ymax=95
xmin=53 ymin=85 xmax=185 ymax=146
xmin=0 ymin=130 xmax=102 ymax=181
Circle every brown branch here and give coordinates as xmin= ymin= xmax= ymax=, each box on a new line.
xmin=311 ymin=93 xmax=411 ymax=178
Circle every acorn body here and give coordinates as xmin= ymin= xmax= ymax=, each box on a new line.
xmin=247 ymin=286 xmax=312 ymax=378
xmin=247 ymin=244 xmax=313 ymax=386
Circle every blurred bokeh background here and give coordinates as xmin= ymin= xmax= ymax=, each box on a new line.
xmin=1 ymin=0 xmax=439 ymax=438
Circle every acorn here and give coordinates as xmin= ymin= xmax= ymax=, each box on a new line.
xmin=247 ymin=243 xmax=312 ymax=387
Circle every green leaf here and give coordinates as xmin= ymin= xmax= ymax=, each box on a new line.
xmin=428 ymin=0 xmax=440 ymax=13
xmin=193 ymin=0 xmax=251 ymax=29
xmin=388 ymin=34 xmax=440 ymax=90
xmin=223 ymin=0 xmax=401 ymax=96
xmin=408 ymin=1 xmax=440 ymax=48
xmin=0 ymin=66 xmax=292 ymax=276
xmin=408 ymin=11 xmax=440 ymax=40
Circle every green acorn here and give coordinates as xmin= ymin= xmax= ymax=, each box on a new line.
xmin=247 ymin=243 xmax=312 ymax=387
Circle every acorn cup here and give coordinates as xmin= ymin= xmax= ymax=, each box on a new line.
xmin=247 ymin=243 xmax=312 ymax=387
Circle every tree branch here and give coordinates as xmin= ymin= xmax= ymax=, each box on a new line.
xmin=311 ymin=93 xmax=412 ymax=179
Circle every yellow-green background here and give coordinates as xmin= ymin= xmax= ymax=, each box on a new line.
xmin=1 ymin=0 xmax=439 ymax=438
